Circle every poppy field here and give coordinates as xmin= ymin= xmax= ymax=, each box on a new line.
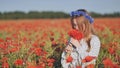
xmin=0 ymin=18 xmax=120 ymax=68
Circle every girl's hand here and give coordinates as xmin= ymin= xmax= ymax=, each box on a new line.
xmin=65 ymin=44 xmax=73 ymax=54
xmin=70 ymin=37 xmax=80 ymax=47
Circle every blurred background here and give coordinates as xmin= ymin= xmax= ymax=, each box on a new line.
xmin=0 ymin=0 xmax=120 ymax=19
xmin=0 ymin=0 xmax=120 ymax=68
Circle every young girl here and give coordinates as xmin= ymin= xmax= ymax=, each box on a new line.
xmin=61 ymin=9 xmax=101 ymax=68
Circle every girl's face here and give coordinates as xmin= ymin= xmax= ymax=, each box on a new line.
xmin=73 ymin=19 xmax=79 ymax=30
xmin=75 ymin=16 xmax=85 ymax=23
xmin=74 ymin=16 xmax=86 ymax=32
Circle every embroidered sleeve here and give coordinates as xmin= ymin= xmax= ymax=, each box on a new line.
xmin=88 ymin=36 xmax=101 ymax=57
xmin=61 ymin=51 xmax=71 ymax=68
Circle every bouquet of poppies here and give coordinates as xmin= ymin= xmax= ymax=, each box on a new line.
xmin=68 ymin=29 xmax=83 ymax=40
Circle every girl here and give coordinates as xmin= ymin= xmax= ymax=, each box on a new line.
xmin=61 ymin=9 xmax=101 ymax=68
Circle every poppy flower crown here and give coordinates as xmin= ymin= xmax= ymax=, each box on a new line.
xmin=70 ymin=11 xmax=94 ymax=24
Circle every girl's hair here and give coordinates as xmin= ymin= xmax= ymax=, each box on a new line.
xmin=71 ymin=9 xmax=96 ymax=52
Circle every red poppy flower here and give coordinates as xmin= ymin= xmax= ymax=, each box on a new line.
xmin=0 ymin=38 xmax=4 ymax=42
xmin=26 ymin=62 xmax=36 ymax=68
xmin=82 ymin=56 xmax=96 ymax=63
xmin=66 ymin=56 xmax=73 ymax=63
xmin=108 ymin=47 xmax=115 ymax=54
xmin=6 ymin=37 xmax=12 ymax=41
xmin=14 ymin=59 xmax=23 ymax=66
xmin=38 ymin=62 xmax=46 ymax=68
xmin=40 ymin=42 xmax=45 ymax=47
xmin=113 ymin=64 xmax=119 ymax=68
xmin=103 ymin=58 xmax=114 ymax=68
xmin=2 ymin=62 xmax=9 ymax=68
xmin=50 ymin=37 xmax=54 ymax=41
xmin=9 ymin=47 xmax=19 ymax=53
xmin=47 ymin=62 xmax=53 ymax=67
xmin=1 ymin=57 xmax=8 ymax=62
xmin=68 ymin=29 xmax=83 ymax=40
xmin=86 ymin=64 xmax=94 ymax=68
xmin=0 ymin=44 xmax=8 ymax=50
xmin=34 ymin=48 xmax=42 ymax=56
xmin=47 ymin=59 xmax=55 ymax=63
xmin=50 ymin=31 xmax=54 ymax=36
xmin=32 ymin=42 xmax=39 ymax=47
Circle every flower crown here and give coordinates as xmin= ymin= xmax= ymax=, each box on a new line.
xmin=70 ymin=11 xmax=94 ymax=24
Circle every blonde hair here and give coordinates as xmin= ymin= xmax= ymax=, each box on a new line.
xmin=77 ymin=18 xmax=96 ymax=37
xmin=77 ymin=17 xmax=96 ymax=52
